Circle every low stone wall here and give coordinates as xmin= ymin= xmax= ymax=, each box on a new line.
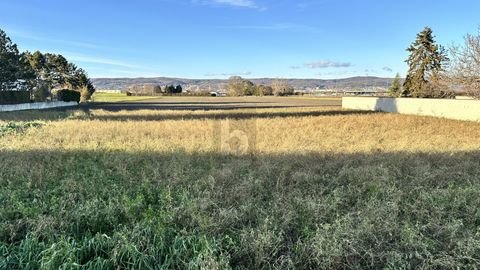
xmin=0 ymin=101 xmax=78 ymax=112
xmin=342 ymin=97 xmax=480 ymax=121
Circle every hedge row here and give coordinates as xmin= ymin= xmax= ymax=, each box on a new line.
xmin=0 ymin=91 xmax=31 ymax=105
xmin=56 ymin=89 xmax=80 ymax=103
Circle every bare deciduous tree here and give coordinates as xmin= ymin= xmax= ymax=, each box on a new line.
xmin=227 ymin=76 xmax=245 ymax=96
xmin=272 ymin=79 xmax=293 ymax=96
xmin=153 ymin=85 xmax=162 ymax=94
xmin=450 ymin=27 xmax=480 ymax=98
xmin=127 ymin=84 xmax=143 ymax=95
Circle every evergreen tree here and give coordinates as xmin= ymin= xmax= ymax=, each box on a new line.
xmin=0 ymin=28 xmax=95 ymax=101
xmin=404 ymin=27 xmax=448 ymax=97
xmin=388 ymin=73 xmax=402 ymax=97
xmin=175 ymin=85 xmax=183 ymax=94
xmin=0 ymin=29 xmax=20 ymax=90
xmin=164 ymin=85 xmax=175 ymax=94
xmin=0 ymin=29 xmax=34 ymax=91
xmin=73 ymin=68 xmax=95 ymax=101
xmin=17 ymin=52 xmax=36 ymax=90
xmin=25 ymin=51 xmax=95 ymax=100
xmin=45 ymin=53 xmax=70 ymax=88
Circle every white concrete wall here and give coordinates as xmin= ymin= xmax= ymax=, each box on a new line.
xmin=342 ymin=97 xmax=480 ymax=121
xmin=0 ymin=101 xmax=78 ymax=112
xmin=455 ymin=96 xmax=475 ymax=100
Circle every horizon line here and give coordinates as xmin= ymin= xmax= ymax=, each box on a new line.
xmin=91 ymin=75 xmax=396 ymax=80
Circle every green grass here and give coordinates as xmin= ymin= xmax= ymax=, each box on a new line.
xmin=2 ymin=150 xmax=480 ymax=269
xmin=1 ymin=107 xmax=480 ymax=269
xmin=0 ymin=121 xmax=45 ymax=136
xmin=91 ymin=92 xmax=158 ymax=103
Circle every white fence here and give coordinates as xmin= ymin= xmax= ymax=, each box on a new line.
xmin=0 ymin=101 xmax=78 ymax=112
xmin=342 ymin=97 xmax=480 ymax=121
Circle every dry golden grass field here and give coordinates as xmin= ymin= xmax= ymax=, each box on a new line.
xmin=1 ymin=97 xmax=480 ymax=269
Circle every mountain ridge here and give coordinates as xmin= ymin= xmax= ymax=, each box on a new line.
xmin=92 ymin=76 xmax=395 ymax=91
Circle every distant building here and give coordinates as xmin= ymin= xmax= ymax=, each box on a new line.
xmin=209 ymin=91 xmax=226 ymax=97
xmin=312 ymin=87 xmax=387 ymax=97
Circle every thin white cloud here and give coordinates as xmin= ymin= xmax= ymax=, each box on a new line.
xmin=5 ymin=28 xmax=108 ymax=50
xmin=87 ymin=66 xmax=166 ymax=78
xmin=296 ymin=1 xmax=326 ymax=10
xmin=194 ymin=0 xmax=265 ymax=10
xmin=305 ymin=60 xmax=352 ymax=69
xmin=221 ymin=23 xmax=320 ymax=33
xmin=214 ymin=0 xmax=257 ymax=8
xmin=66 ymin=54 xmax=141 ymax=69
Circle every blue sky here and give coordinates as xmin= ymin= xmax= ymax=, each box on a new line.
xmin=1 ymin=0 xmax=479 ymax=79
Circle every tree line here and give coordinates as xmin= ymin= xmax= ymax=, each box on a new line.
xmin=127 ymin=78 xmax=296 ymax=97
xmin=0 ymin=28 xmax=95 ymax=102
xmin=227 ymin=76 xmax=295 ymax=96
xmin=127 ymin=84 xmax=183 ymax=95
xmin=388 ymin=26 xmax=480 ymax=99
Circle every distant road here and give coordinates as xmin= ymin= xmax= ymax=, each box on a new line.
xmin=86 ymin=96 xmax=342 ymax=111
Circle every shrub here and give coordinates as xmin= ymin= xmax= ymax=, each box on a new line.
xmin=0 ymin=91 xmax=31 ymax=105
xmin=56 ymin=89 xmax=80 ymax=103
xmin=32 ymin=83 xmax=51 ymax=102
xmin=126 ymin=91 xmax=133 ymax=96
xmin=80 ymin=86 xmax=93 ymax=103
xmin=255 ymin=85 xmax=273 ymax=96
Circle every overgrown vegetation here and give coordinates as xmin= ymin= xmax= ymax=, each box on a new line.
xmin=1 ymin=106 xmax=480 ymax=269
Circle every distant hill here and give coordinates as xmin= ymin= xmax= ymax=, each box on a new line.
xmin=92 ymin=76 xmax=394 ymax=92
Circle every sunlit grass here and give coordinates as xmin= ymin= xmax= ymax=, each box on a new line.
xmin=2 ymin=107 xmax=479 ymax=154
